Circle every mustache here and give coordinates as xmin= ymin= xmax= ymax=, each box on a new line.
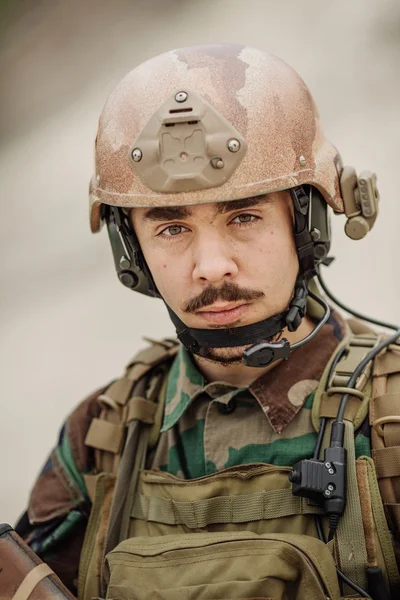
xmin=182 ymin=282 xmax=265 ymax=313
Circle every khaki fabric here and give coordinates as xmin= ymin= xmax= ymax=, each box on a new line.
xmin=105 ymin=531 xmax=341 ymax=600
xmin=132 ymin=487 xmax=323 ymax=527
xmin=124 ymin=453 xmax=399 ymax=596
xmin=79 ymin=341 xmax=178 ymax=600
xmin=128 ymin=464 xmax=321 ymax=539
xmin=78 ymin=473 xmax=115 ymax=600
xmin=77 ymin=327 xmax=400 ymax=599
xmin=371 ymin=342 xmax=400 ymax=554
xmin=359 ymin=457 xmax=400 ymax=588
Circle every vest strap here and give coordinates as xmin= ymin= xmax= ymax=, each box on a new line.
xmin=374 ymin=350 xmax=400 ymax=377
xmin=333 ymin=335 xmax=377 ymax=387
xmin=318 ymin=419 xmax=368 ymax=594
xmin=373 ymin=446 xmax=400 ymax=478
xmin=127 ymin=396 xmax=157 ymax=424
xmin=99 ymin=377 xmax=133 ymax=407
xmin=312 ymin=328 xmax=381 ymax=432
xmin=131 ymin=488 xmax=323 ymax=528
xmin=371 ymin=341 xmax=400 ymax=540
xmin=359 ymin=456 xmax=400 ymax=588
xmin=338 ymin=420 xmax=368 ymax=591
xmin=371 ymin=393 xmax=400 ymax=422
xmin=85 ymin=418 xmax=125 ymax=454
xmin=319 ymin=393 xmax=360 ymax=421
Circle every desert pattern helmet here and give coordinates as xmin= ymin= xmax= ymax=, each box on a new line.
xmin=89 ymin=44 xmax=347 ymax=233
xmin=89 ymin=44 xmax=380 ymax=360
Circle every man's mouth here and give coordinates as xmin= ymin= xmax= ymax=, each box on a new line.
xmin=196 ymin=303 xmax=249 ymax=325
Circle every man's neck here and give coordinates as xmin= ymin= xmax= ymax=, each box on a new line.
xmin=193 ymin=315 xmax=316 ymax=387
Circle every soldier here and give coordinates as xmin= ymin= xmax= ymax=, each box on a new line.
xmin=14 ymin=44 xmax=400 ymax=600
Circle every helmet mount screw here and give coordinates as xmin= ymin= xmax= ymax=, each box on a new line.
xmin=175 ymin=91 xmax=188 ymax=103
xmin=96 ymin=174 xmax=100 ymax=185
xmin=132 ymin=148 xmax=143 ymax=162
xmin=227 ymin=138 xmax=241 ymax=152
xmin=120 ymin=256 xmax=131 ymax=269
xmin=211 ymin=156 xmax=224 ymax=169
xmin=299 ymin=155 xmax=306 ymax=166
xmin=311 ymin=228 xmax=321 ymax=242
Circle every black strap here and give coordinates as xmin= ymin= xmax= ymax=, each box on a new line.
xmin=167 ymin=306 xmax=287 ymax=351
xmin=291 ymin=187 xmax=316 ymax=279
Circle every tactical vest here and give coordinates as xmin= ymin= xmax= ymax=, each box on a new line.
xmin=77 ymin=325 xmax=400 ymax=600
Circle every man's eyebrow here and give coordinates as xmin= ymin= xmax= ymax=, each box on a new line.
xmin=217 ymin=195 xmax=272 ymax=214
xmin=141 ymin=206 xmax=193 ymax=222
xmin=140 ymin=195 xmax=272 ymax=223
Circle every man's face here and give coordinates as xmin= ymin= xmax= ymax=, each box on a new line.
xmin=131 ymin=191 xmax=298 ymax=364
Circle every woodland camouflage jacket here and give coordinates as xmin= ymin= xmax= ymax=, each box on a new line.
xmin=16 ymin=311 xmax=372 ymax=595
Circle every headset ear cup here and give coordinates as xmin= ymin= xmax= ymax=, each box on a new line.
xmin=309 ymin=187 xmax=331 ymax=264
xmin=105 ymin=208 xmax=160 ymax=298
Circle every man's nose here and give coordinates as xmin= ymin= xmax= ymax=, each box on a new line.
xmin=192 ymin=235 xmax=239 ymax=284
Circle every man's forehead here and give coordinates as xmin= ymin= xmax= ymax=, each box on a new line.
xmin=137 ymin=194 xmax=275 ymax=223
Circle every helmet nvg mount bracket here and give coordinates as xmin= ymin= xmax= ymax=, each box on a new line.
xmin=91 ymin=44 xmax=380 ymax=366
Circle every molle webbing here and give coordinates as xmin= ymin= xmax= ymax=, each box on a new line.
xmin=359 ymin=456 xmax=400 ymax=587
xmin=312 ymin=328 xmax=379 ymax=433
xmin=336 ymin=420 xmax=368 ymax=592
xmin=132 ymin=488 xmax=323 ymax=528
xmin=371 ymin=342 xmax=400 ymax=536
xmin=312 ymin=322 xmax=400 ymax=595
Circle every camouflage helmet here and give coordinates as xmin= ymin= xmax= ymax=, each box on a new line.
xmin=89 ymin=44 xmax=380 ymax=361
xmin=89 ymin=44 xmax=347 ymax=234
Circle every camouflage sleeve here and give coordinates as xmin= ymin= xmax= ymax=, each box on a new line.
xmin=15 ymin=387 xmax=105 ymax=595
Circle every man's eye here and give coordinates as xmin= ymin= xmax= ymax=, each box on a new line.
xmin=231 ymin=213 xmax=259 ymax=225
xmin=160 ymin=225 xmax=188 ymax=237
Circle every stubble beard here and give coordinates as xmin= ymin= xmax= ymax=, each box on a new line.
xmin=182 ymin=281 xmax=285 ymax=366
xmin=196 ymin=344 xmax=248 ymax=365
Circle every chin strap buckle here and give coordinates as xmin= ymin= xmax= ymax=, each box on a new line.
xmin=292 ymin=186 xmax=309 ymax=215
xmin=242 ymin=338 xmax=290 ymax=367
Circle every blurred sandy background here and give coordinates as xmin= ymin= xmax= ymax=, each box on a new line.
xmin=1 ymin=0 xmax=399 ymax=524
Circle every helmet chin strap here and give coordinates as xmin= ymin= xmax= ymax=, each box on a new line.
xmin=166 ymin=282 xmax=330 ymax=368
xmin=166 ymin=304 xmax=288 ymax=352
xmin=165 ymin=186 xmax=330 ymax=368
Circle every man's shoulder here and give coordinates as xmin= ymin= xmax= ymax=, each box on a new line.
xmin=63 ymin=338 xmax=180 ymax=457
xmin=64 ymin=385 xmax=109 ymax=470
xmin=29 ymin=339 xmax=180 ymax=512
xmin=27 ymin=385 xmax=107 ymax=525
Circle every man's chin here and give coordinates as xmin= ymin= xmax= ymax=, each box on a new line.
xmin=196 ymin=345 xmax=249 ymax=366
